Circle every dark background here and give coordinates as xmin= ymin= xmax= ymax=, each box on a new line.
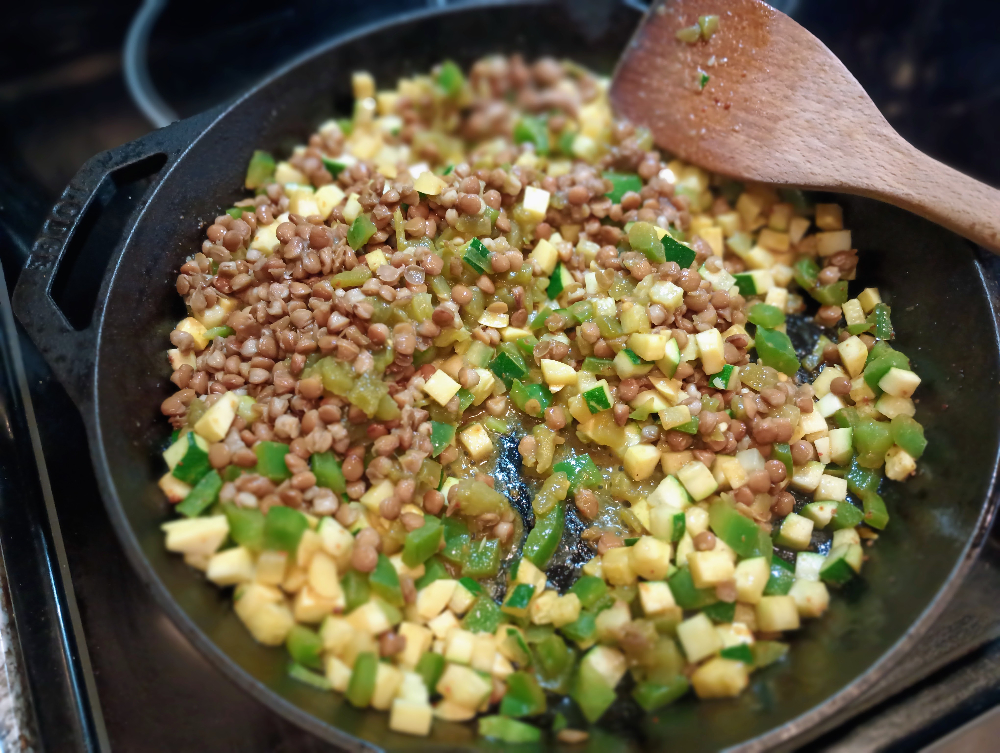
xmin=2 ymin=1 xmax=1000 ymax=751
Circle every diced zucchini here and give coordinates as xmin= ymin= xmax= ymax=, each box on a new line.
xmin=422 ymin=369 xmax=462 ymax=406
xmin=677 ymin=613 xmax=723 ymax=663
xmin=694 ymin=328 xmax=726 ymax=375
xmin=794 ymin=551 xmax=826 ymax=582
xmin=775 ymin=513 xmax=814 ymax=550
xmin=734 ymin=557 xmax=769 ymax=604
xmin=582 ymin=380 xmax=614 ymax=413
xmin=629 ymin=536 xmax=672 ymax=580
xmin=791 ymin=461 xmax=826 ymax=492
xmin=638 ymin=581 xmax=677 ymax=616
xmin=814 ymin=474 xmax=848 ymax=502
xmin=733 ymin=269 xmax=773 ymax=296
xmin=878 ymin=368 xmax=921 ymax=398
xmin=623 ymin=444 xmax=661 ymax=481
xmin=676 ymin=461 xmax=718 ymax=501
xmin=788 ymin=579 xmax=830 ymax=618
xmin=755 ymin=595 xmax=801 ymax=632
xmin=802 ymin=501 xmax=838 ymax=529
xmin=614 ymin=348 xmax=653 ymax=378
xmin=628 ymin=333 xmax=668 ymax=361
xmin=691 ymin=657 xmax=749 ymax=699
xmin=459 ymin=423 xmax=494 ymax=462
xmin=648 ymin=474 xmax=692 ymax=509
xmin=656 ymin=338 xmax=682 ymax=377
xmin=547 ymin=262 xmax=575 ymax=298
xmin=820 ymin=543 xmax=864 ymax=585
xmin=540 ymin=358 xmax=577 ymax=387
xmin=688 ymin=550 xmax=735 ymax=588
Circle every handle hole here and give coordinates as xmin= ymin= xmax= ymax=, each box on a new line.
xmin=50 ymin=152 xmax=168 ymax=330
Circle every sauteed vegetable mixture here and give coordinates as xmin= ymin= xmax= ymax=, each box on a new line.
xmin=159 ymin=55 xmax=926 ymax=742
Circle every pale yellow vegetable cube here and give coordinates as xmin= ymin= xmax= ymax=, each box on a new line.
xmin=789 ymin=579 xmax=830 ymax=619
xmin=677 ymin=613 xmax=723 ymax=663
xmin=595 ymin=599 xmax=631 ymax=642
xmin=623 ymin=444 xmax=661 ymax=481
xmin=515 ymin=559 xmax=547 ymax=593
xmin=878 ymin=368 xmax=921 ymax=398
xmin=734 ymin=557 xmax=770 ymax=604
xmin=522 ymin=186 xmax=551 ymax=222
xmin=815 ymin=474 xmax=848 ymax=502
xmin=695 ymin=328 xmax=726 ymax=375
xmin=837 ymin=336 xmax=868 ymax=377
xmin=858 ymin=287 xmax=882 ymax=313
xmin=348 ymin=601 xmax=393 ymax=635
xmin=884 ymin=445 xmax=917 ymax=481
xmin=756 ymin=595 xmax=801 ymax=632
xmin=416 ymin=579 xmax=458 ymax=622
xmin=812 ymin=365 xmax=847 ymax=398
xmin=816 ymin=229 xmax=851 ymax=256
xmin=638 ymin=581 xmax=677 ymax=616
xmin=175 ymin=316 xmax=209 ymax=350
xmin=436 ymin=663 xmax=491 ymax=708
xmin=677 ymin=461 xmax=718 ymax=501
xmin=413 ymin=171 xmax=447 ymax=195
xmin=628 ymin=333 xmax=668 ymax=361
xmin=549 ymin=594 xmax=582 ymax=628
xmin=158 ymin=472 xmax=191 ymax=504
xmin=293 ymin=585 xmax=340 ymax=623
xmin=602 ymin=546 xmax=637 ymax=586
xmin=398 ymin=622 xmax=434 ymax=668
xmin=629 ymin=537 xmax=672 ymax=580
xmin=390 ymin=699 xmax=433 ymax=737
xmin=691 ymin=658 xmax=749 ymax=699
xmin=444 ymin=629 xmax=476 ymax=665
xmin=470 ymin=633 xmax=497 ymax=673
xmin=162 ymin=515 xmax=229 ymax=557
xmin=234 ymin=584 xmax=294 ymax=646
xmin=427 ymin=610 xmax=460 ymax=640
xmin=688 ymin=549 xmax=736 ymax=588
xmin=422 ymin=369 xmax=462 ymax=406
xmin=372 ymin=663 xmax=404 ymax=711
xmin=318 ymin=517 xmax=354 ymax=569
xmin=359 ymin=479 xmax=394 ymax=513
xmin=459 ymin=423 xmax=494 ymax=461
xmin=325 ymin=655 xmax=352 ymax=693
xmin=876 ymin=394 xmax=915 ymax=420
xmin=529 ymin=590 xmax=560 ymax=624
xmin=207 ymin=546 xmax=255 ymax=587
xmin=541 ymin=359 xmax=578 ymax=387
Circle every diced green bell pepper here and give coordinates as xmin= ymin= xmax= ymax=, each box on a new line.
xmin=370 ymin=554 xmax=403 ymax=606
xmin=263 ymin=505 xmax=308 ymax=554
xmin=709 ymin=499 xmax=762 ymax=557
xmin=415 ymin=556 xmax=448 ymax=590
xmin=501 ymin=626 xmax=532 ymax=667
xmin=854 ymin=418 xmax=894 ymax=468
xmin=534 ymin=633 xmax=574 ymax=688
xmin=402 ymin=516 xmax=443 ymax=568
xmin=341 ymin=570 xmax=370 ymax=613
xmin=829 ymin=501 xmax=864 ymax=530
xmin=441 ymin=516 xmax=471 ymax=566
xmin=569 ymin=575 xmax=608 ymax=610
xmin=311 ymin=452 xmax=346 ymax=493
xmin=793 ymin=257 xmax=820 ymax=290
xmin=489 ymin=343 xmax=529 ymax=388
xmin=603 ymin=171 xmax=643 ymax=204
xmin=668 ymin=567 xmax=717 ymax=609
xmin=763 ymin=556 xmax=795 ymax=596
xmin=571 ymin=655 xmax=616 ymax=722
xmin=462 ymin=596 xmax=504 ymax=633
xmin=581 ymin=356 xmax=615 ymax=376
xmin=627 ymin=222 xmax=667 ymax=264
xmin=461 ymin=237 xmax=492 ymax=273
xmin=255 ymin=441 xmax=292 ymax=482
xmin=868 ymin=303 xmax=894 ymax=340
xmin=523 ymin=503 xmax=564 ymax=568
xmin=752 ymin=640 xmax=789 ymax=668
xmin=346 ymin=652 xmax=377 ymax=707
xmin=436 ymin=60 xmax=464 ymax=97
xmin=429 ymin=421 xmax=455 ymax=458
xmin=747 ymin=302 xmax=786 ymax=328
xmin=863 ymin=349 xmax=910 ymax=392
xmin=286 ymin=624 xmax=324 ymax=670
xmin=859 ymin=489 xmax=889 ymax=529
xmin=244 ymin=150 xmax=275 ymax=190
xmin=702 ymin=601 xmax=736 ymax=623
xmin=755 ymin=328 xmax=800 ymax=376
xmin=513 ymin=115 xmax=549 ymax=156
xmin=287 ymin=661 xmax=332 ymax=691
xmin=510 ymin=379 xmax=552 ymax=418
xmin=478 ymin=716 xmax=541 ymax=743
xmin=552 ymin=455 xmax=602 ymax=493
xmin=502 ymin=583 xmax=536 ymax=618
xmin=772 ymin=442 xmax=793 ymax=476
xmin=811 ymin=281 xmax=849 ymax=306
xmin=203 ymin=325 xmax=235 ymax=341
xmin=560 ymin=611 xmax=597 ymax=644
xmin=632 ymin=676 xmax=690 ymax=711
xmin=223 ymin=503 xmax=265 ymax=551
xmin=170 ymin=431 xmax=212 ymax=485
xmin=846 ymin=456 xmax=881 ymax=495
xmin=500 ymin=671 xmax=547 ymax=717
xmin=891 ymin=415 xmax=926 ymax=459
xmin=176 ymin=470 xmax=223 ymax=517
xmin=462 ymin=538 xmax=501 ymax=578
xmin=416 ymin=651 xmax=445 ymax=693
xmin=720 ymin=644 xmax=754 ymax=664
xmin=347 ymin=214 xmax=377 ymax=251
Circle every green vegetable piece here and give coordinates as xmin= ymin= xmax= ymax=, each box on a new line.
xmin=534 ymin=633 xmax=574 ymax=685
xmin=462 ymin=538 xmax=501 ymax=578
xmin=627 ymin=222 xmax=667 ymax=264
xmin=552 ymin=711 xmax=568 ymax=732
xmin=891 ymin=415 xmax=927 ymax=459
xmin=459 ymin=576 xmax=485 ymax=596
xmin=263 ymin=505 xmax=308 ymax=554
xmin=341 ymin=570 xmax=370 ymax=613
xmin=436 ymin=60 xmax=464 ymax=97
xmin=672 ymin=415 xmax=700 ymax=434
xmin=560 ymin=611 xmax=597 ymax=645
xmin=702 ymin=601 xmax=736 ymax=623
xmin=429 ymin=421 xmax=456 ymax=458
xmin=820 ymin=544 xmax=863 ymax=585
xmin=500 ymin=671 xmax=547 ymax=717
xmin=244 ymin=150 xmax=276 ymax=190
xmin=720 ymin=644 xmax=754 ymax=664
xmin=502 ymin=583 xmax=536 ymax=617
xmin=330 ymin=265 xmax=372 ymax=289
xmin=863 ymin=350 xmax=910 ymax=393
xmin=772 ymin=442 xmax=793 ymax=476
xmin=484 ymin=416 xmax=509 ymax=434
xmin=513 ymin=115 xmax=549 ymax=156
xmin=859 ymin=489 xmax=889 ymax=529
xmin=763 ymin=556 xmax=795 ymax=596
xmin=311 ymin=452 xmax=346 ymax=493
xmin=603 ymin=171 xmax=643 ymax=204
xmin=668 ymin=568 xmax=718 ymax=609
xmin=416 ymin=651 xmax=445 ymax=693
xmin=510 ymin=379 xmax=552 ymax=418
xmin=254 ymin=441 xmax=292 ymax=482
xmin=321 ymin=156 xmax=351 ymax=177
xmin=522 ymin=503 xmax=564 ymax=568
xmin=811 ymin=281 xmax=849 ymax=306
xmin=461 ymin=237 xmax=492 ymax=274
xmin=501 ymin=627 xmax=533 ymax=667
xmin=552 ymin=455 xmax=602 ymax=493
xmin=708 ymin=364 xmax=735 ymax=390
xmin=834 ymin=406 xmax=860 ymax=431
xmin=462 ymin=596 xmax=504 ymax=634
xmin=661 ymin=233 xmax=696 ymax=268
xmin=752 ymin=641 xmax=789 ymax=669
xmin=869 ymin=303 xmax=894 ymax=340
xmin=581 ymin=356 xmax=615 ymax=376
xmin=572 ymin=656 xmax=616 ymax=723
xmin=709 ymin=499 xmax=762 ymax=557
xmin=697 ymin=70 xmax=710 ymax=90
xmin=489 ymin=343 xmax=529 ymax=389
xmin=287 ymin=661 xmax=332 ymax=691
xmin=203 ymin=325 xmax=235 ymax=341
xmin=441 ymin=516 xmax=471 ymax=566
xmin=854 ymin=418 xmax=894 ymax=468
xmin=755 ymin=328 xmax=800 ymax=376
xmin=347 ymin=214 xmax=377 ymax=251
xmin=414 ymin=556 xmax=448 ymax=590
xmin=478 ymin=716 xmax=541 ymax=743
xmin=747 ymin=303 xmax=786 ymax=328
xmin=176 ymin=470 xmax=223 ymax=517
xmin=846 ymin=456 xmax=881 ymax=495
xmin=793 ymin=257 xmax=820 ymax=290
xmin=370 ymin=554 xmax=403 ymax=606
xmin=222 ymin=504 xmax=265 ymax=551
xmin=170 ymin=432 xmax=212 ymax=485
xmin=346 ymin=652 xmax=377 ymax=708
xmin=829 ymin=501 xmax=864 ymax=530
xmin=548 ymin=262 xmax=575 ymax=298
xmin=632 ymin=676 xmax=690 ymax=711
xmin=402 ymin=516 xmax=443 ymax=568
xmin=286 ymin=624 xmax=324 ymax=670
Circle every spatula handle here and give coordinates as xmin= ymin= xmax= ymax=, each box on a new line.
xmin=860 ymin=141 xmax=1000 ymax=253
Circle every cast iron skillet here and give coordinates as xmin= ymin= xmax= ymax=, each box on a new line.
xmin=12 ymin=1 xmax=1000 ymax=750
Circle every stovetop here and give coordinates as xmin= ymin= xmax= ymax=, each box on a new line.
xmin=3 ymin=1 xmax=1000 ymax=750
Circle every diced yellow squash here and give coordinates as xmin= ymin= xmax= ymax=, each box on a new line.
xmin=734 ymin=557 xmax=770 ymax=604
xmin=858 ymin=287 xmax=881 ymax=313
xmin=372 ymin=663 xmax=405 ymax=711
xmin=318 ymin=517 xmax=354 ymax=569
xmin=515 ymin=559 xmax=547 ymax=593
xmin=436 ymin=663 xmax=491 ymax=708
xmin=691 ymin=657 xmax=749 ymax=699
xmin=274 ymin=161 xmax=306 ymax=185
xmin=168 ymin=348 xmax=196 ymax=371
xmin=694 ymin=328 xmax=725 ymax=375
xmin=207 ymin=546 xmax=255 ymax=586
xmin=789 ymin=579 xmax=830 ymax=619
xmin=325 ymin=655 xmax=352 ymax=693
xmin=158 ymin=472 xmax=191 ymax=503
xmin=195 ymin=295 xmax=237 ymax=329
xmin=815 ymin=474 xmax=848 ymax=502
xmin=422 ymin=369 xmax=462 ymax=406
xmin=398 ymin=622 xmax=434 ymax=669
xmin=234 ymin=583 xmax=294 ymax=646
xmin=697 ymin=226 xmax=724 ymax=256
xmin=390 ymin=699 xmax=433 ymax=737
xmin=342 ymin=193 xmax=362 ymax=223
xmin=623 ymin=444 xmax=661 ymax=482
xmin=307 ymin=550 xmax=342 ymax=599
xmin=885 ymin=445 xmax=917 ymax=481
xmin=688 ymin=549 xmax=736 ymax=588
xmin=529 ymin=237 xmax=558 ymax=275
xmin=677 ymin=612 xmax=723 ymax=663
xmin=413 ymin=171 xmax=447 ymax=195
xmin=629 ymin=537 xmax=672 ymax=581
xmin=677 ymin=461 xmax=718 ymax=501
xmin=293 ymin=584 xmax=340 ymax=623
xmin=470 ymin=633 xmax=497 ymax=673
xmin=175 ymin=316 xmax=209 ymax=350
xmin=789 ymin=216 xmax=811 ymax=244
xmin=756 ymin=595 xmax=801 ymax=632
xmin=522 ymin=186 xmax=551 ymax=222
xmin=162 ymin=515 xmax=229 ymax=557
xmin=879 ymin=368 xmax=921 ymax=398
xmin=359 ymin=479 xmax=395 ymax=513
xmin=638 ymin=581 xmax=676 ymax=616
xmin=417 ymin=579 xmax=458 ymax=622
xmin=348 ymin=600 xmax=394 ymax=635
xmin=602 ymin=547 xmax=637 ymax=586
xmin=582 ymin=645 xmax=628 ymax=689
xmin=529 ymin=590 xmax=560 ymax=625
xmin=459 ymin=424 xmax=494 ymax=462
xmin=427 ymin=609 xmax=460 ymax=640
xmin=445 ymin=629 xmax=476 ymax=665
xmin=433 ymin=699 xmax=477 ymax=722
xmin=478 ymin=309 xmax=509 ymax=328
xmin=541 ymin=359 xmax=578 ymax=387
xmin=628 ymin=333 xmax=668 ymax=361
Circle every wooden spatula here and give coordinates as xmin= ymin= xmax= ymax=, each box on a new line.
xmin=610 ymin=0 xmax=1000 ymax=252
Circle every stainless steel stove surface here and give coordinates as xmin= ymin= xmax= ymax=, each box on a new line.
xmin=2 ymin=1 xmax=1000 ymax=750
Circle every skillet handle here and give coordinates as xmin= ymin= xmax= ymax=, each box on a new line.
xmin=12 ymin=108 xmax=219 ymax=410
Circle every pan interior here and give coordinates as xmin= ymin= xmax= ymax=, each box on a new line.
xmin=88 ymin=2 xmax=1000 ymax=749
